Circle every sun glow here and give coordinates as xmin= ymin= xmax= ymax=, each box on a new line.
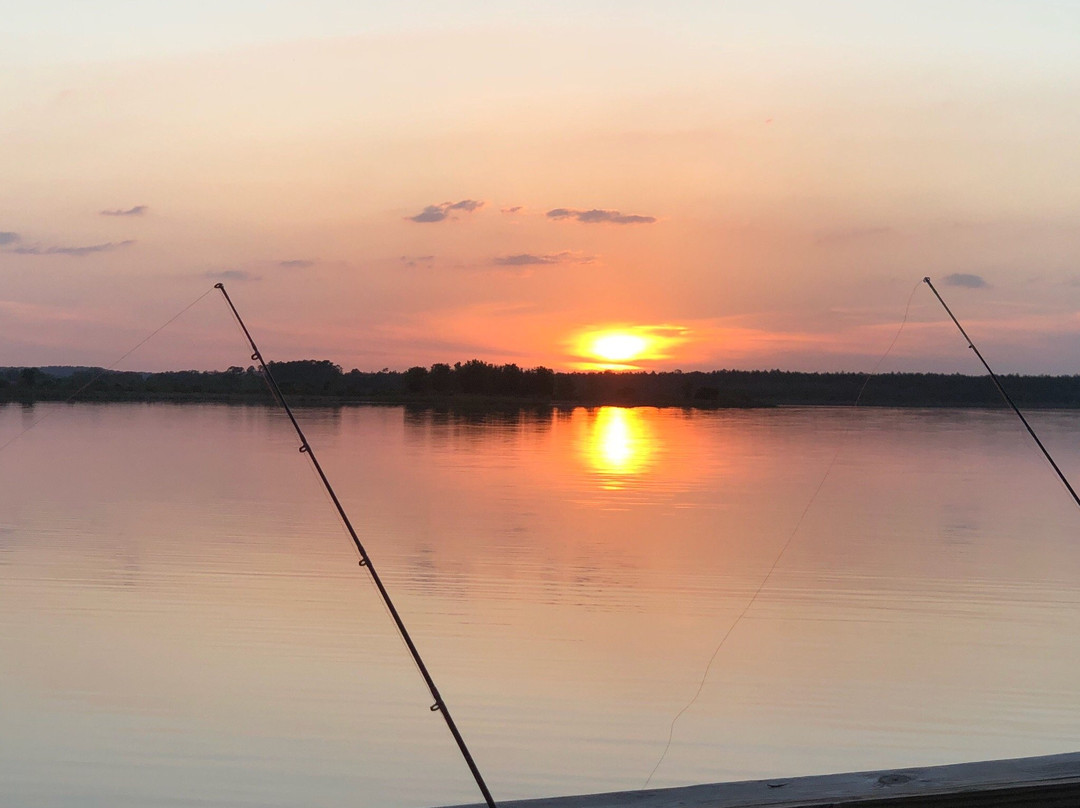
xmin=570 ymin=324 xmax=691 ymax=370
xmin=590 ymin=333 xmax=649 ymax=363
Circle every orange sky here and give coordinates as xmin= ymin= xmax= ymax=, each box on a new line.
xmin=3 ymin=3 xmax=1080 ymax=373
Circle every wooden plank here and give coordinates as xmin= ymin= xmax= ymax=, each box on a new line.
xmin=438 ymin=751 xmax=1080 ymax=808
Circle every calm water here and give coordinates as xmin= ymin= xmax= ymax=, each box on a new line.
xmin=1 ymin=402 xmax=1079 ymax=807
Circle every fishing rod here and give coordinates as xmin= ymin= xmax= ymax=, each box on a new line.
xmin=214 ymin=283 xmax=499 ymax=808
xmin=923 ymin=276 xmax=1080 ymax=510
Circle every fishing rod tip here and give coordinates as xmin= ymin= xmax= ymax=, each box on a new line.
xmin=213 ymin=282 xmax=224 ymax=289
xmin=922 ymin=276 xmax=931 ymax=284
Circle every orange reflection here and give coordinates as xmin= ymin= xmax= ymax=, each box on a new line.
xmin=584 ymin=407 xmax=653 ymax=486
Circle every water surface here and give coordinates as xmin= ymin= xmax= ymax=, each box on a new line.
xmin=1 ymin=403 xmax=1079 ymax=807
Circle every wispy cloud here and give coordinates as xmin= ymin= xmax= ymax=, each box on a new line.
xmin=279 ymin=259 xmax=313 ymax=268
xmin=501 ymin=206 xmax=523 ymax=214
xmin=407 ymin=199 xmax=485 ymax=223
xmin=546 ymin=208 xmax=656 ymax=225
xmin=205 ymin=269 xmax=260 ymax=282
xmin=0 ymin=232 xmax=19 ymax=246
xmin=100 ymin=205 xmax=148 ymax=217
xmin=944 ymin=272 xmax=989 ymax=289
xmin=493 ymin=251 xmax=594 ymax=266
xmin=401 ymin=254 xmax=435 ymax=267
xmin=9 ymin=240 xmax=135 ymax=257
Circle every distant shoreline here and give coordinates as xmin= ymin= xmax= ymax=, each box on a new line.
xmin=3 ymin=393 xmax=1080 ymax=411
xmin=3 ymin=361 xmax=1080 ymax=409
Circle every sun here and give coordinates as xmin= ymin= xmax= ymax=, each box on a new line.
xmin=589 ymin=332 xmax=649 ymax=363
xmin=571 ymin=325 xmax=688 ymax=370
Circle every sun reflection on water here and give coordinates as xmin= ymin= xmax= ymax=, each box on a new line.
xmin=585 ymin=407 xmax=653 ymax=487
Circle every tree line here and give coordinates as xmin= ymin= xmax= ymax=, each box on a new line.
xmin=3 ymin=360 xmax=1080 ymax=408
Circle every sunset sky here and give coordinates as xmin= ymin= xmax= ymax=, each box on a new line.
xmin=3 ymin=2 xmax=1080 ymax=373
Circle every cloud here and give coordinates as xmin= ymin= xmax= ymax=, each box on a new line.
xmin=407 ymin=199 xmax=485 ymax=223
xmin=279 ymin=259 xmax=313 ymax=268
xmin=501 ymin=206 xmax=523 ymax=214
xmin=447 ymin=199 xmax=483 ymax=212
xmin=546 ymin=208 xmax=656 ymax=225
xmin=0 ymin=232 xmax=19 ymax=245
xmin=493 ymin=251 xmax=594 ymax=266
xmin=943 ymin=273 xmax=989 ymax=289
xmin=100 ymin=205 xmax=148 ymax=217
xmin=409 ymin=207 xmax=448 ymax=223
xmin=205 ymin=269 xmax=260 ymax=282
xmin=401 ymin=254 xmax=435 ymax=267
xmin=9 ymin=240 xmax=135 ymax=256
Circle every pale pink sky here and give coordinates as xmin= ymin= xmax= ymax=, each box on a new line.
xmin=3 ymin=2 xmax=1080 ymax=373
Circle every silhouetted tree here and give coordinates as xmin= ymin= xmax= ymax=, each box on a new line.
xmin=553 ymin=373 xmax=576 ymax=400
xmin=455 ymin=359 xmax=493 ymax=395
xmin=267 ymin=360 xmax=342 ymax=393
xmin=430 ymin=363 xmax=453 ymax=394
xmin=404 ymin=366 xmax=430 ymax=394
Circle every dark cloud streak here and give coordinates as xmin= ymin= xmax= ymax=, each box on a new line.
xmin=943 ymin=273 xmax=989 ymax=289
xmin=100 ymin=205 xmax=148 ymax=217
xmin=9 ymin=240 xmax=135 ymax=257
xmin=494 ymin=251 xmax=593 ymax=266
xmin=407 ymin=200 xmax=485 ymax=223
xmin=205 ymin=270 xmax=260 ymax=282
xmin=409 ymin=206 xmax=449 ymax=223
xmin=546 ymin=208 xmax=656 ymax=225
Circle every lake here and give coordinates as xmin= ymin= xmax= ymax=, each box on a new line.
xmin=1 ymin=402 xmax=1079 ymax=807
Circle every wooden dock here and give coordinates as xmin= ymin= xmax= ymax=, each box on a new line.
xmin=440 ymin=751 xmax=1080 ymax=807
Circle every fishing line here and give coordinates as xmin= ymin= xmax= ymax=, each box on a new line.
xmin=212 ymin=283 xmax=499 ymax=808
xmin=923 ymin=277 xmax=1080 ymax=511
xmin=234 ymin=321 xmax=432 ymax=686
xmin=0 ymin=286 xmax=216 ymax=457
xmin=642 ymin=278 xmax=922 ymax=788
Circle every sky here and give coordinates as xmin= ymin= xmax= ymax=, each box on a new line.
xmin=3 ymin=1 xmax=1080 ymax=373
